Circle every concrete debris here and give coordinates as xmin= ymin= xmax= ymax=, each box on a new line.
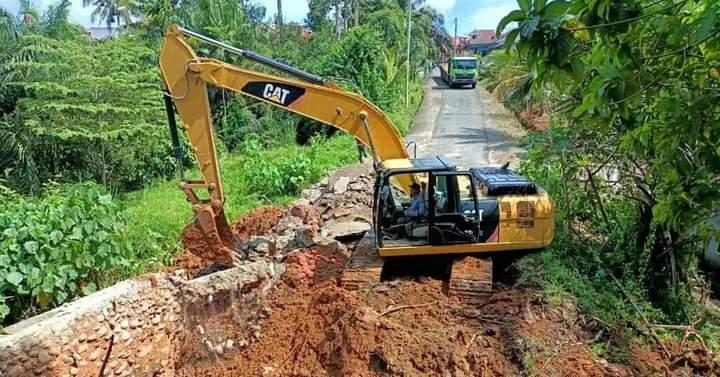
xmin=234 ymin=166 xmax=374 ymax=261
xmin=321 ymin=220 xmax=371 ymax=240
xmin=302 ymin=188 xmax=323 ymax=204
xmin=332 ymin=176 xmax=351 ymax=194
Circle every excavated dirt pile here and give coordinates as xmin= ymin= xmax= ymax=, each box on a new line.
xmin=178 ymin=265 xmax=720 ymax=376
xmin=171 ymin=164 xmax=719 ymax=376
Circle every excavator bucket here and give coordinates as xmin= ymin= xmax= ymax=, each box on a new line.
xmin=181 ymin=204 xmax=239 ymax=267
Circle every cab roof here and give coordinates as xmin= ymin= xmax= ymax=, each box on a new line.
xmin=382 ymin=156 xmax=456 ymax=172
xmin=412 ymin=156 xmax=455 ymax=170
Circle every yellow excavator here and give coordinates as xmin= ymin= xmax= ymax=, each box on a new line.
xmin=159 ymin=25 xmax=554 ymax=302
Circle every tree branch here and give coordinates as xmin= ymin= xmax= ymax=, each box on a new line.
xmin=568 ymin=1 xmax=686 ymax=32
xmin=643 ymin=29 xmax=720 ymax=60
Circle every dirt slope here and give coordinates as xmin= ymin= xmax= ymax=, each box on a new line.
xmin=170 ymin=166 xmax=719 ymax=377
xmin=176 ymin=246 xmax=718 ymax=376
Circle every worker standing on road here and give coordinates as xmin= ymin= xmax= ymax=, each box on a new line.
xmin=356 ymin=138 xmax=367 ymax=162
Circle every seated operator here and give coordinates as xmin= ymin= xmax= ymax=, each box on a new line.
xmin=395 ymin=183 xmax=427 ymax=239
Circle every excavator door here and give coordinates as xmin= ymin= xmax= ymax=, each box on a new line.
xmin=427 ymin=172 xmax=481 ymax=245
xmin=430 ymin=172 xmax=494 ymax=304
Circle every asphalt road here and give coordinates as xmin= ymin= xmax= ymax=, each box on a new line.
xmin=405 ymin=69 xmax=526 ymax=170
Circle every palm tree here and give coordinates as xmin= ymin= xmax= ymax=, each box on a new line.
xmin=83 ymin=0 xmax=140 ymax=30
xmin=44 ymin=0 xmax=74 ymax=38
xmin=0 ymin=6 xmax=19 ymax=41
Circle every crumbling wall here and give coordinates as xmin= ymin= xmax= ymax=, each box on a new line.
xmin=0 ymin=261 xmax=281 ymax=377
xmin=0 ymin=163 xmax=376 ymax=377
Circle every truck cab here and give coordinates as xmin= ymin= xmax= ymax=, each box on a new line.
xmin=374 ymin=157 xmax=554 ymax=258
xmin=441 ymin=56 xmax=479 ymax=88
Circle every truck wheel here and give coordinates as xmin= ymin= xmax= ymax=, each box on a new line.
xmin=471 ymin=83 xmax=476 ymax=89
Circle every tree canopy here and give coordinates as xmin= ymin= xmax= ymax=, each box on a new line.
xmin=497 ymin=0 xmax=720 ymax=314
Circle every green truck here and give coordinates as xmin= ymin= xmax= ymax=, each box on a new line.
xmin=440 ymin=56 xmax=478 ymax=88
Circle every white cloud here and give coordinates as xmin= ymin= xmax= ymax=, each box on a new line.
xmin=426 ymin=0 xmax=456 ymax=14
xmin=257 ymin=0 xmax=309 ymax=23
xmin=469 ymin=4 xmax=515 ymax=31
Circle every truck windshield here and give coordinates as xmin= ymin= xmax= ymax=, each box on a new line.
xmin=453 ymin=60 xmax=477 ymax=69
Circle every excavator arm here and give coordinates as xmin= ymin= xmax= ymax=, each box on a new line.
xmin=159 ymin=25 xmax=410 ymax=265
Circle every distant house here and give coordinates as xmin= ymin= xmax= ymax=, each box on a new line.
xmin=464 ymin=29 xmax=505 ymax=56
xmin=85 ymin=27 xmax=118 ymax=40
xmin=450 ymin=36 xmax=470 ymax=50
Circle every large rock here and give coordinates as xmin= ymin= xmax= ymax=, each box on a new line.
xmin=321 ymin=220 xmax=371 ymax=240
xmin=332 ymin=176 xmax=351 ymax=194
xmin=301 ymin=188 xmax=323 ymax=204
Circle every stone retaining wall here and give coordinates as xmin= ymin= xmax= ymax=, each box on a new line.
xmin=0 ymin=261 xmax=282 ymax=377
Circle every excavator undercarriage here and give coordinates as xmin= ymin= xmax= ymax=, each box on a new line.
xmin=341 ymin=243 xmax=495 ymax=305
xmin=448 ymin=256 xmax=494 ymax=304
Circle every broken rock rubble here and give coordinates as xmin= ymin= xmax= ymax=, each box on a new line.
xmin=237 ymin=171 xmax=375 ymax=261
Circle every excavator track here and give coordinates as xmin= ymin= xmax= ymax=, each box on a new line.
xmin=448 ymin=256 xmax=493 ymax=305
xmin=340 ymin=232 xmax=383 ymax=290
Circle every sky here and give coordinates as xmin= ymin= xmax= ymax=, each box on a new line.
xmin=0 ymin=0 xmax=513 ymax=35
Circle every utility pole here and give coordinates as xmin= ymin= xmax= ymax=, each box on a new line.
xmin=276 ymin=0 xmax=283 ymax=40
xmin=335 ymin=1 xmax=342 ymax=37
xmin=406 ymin=1 xmax=412 ymax=107
xmin=344 ymin=0 xmax=351 ymax=33
xmin=454 ymin=17 xmax=458 ymax=55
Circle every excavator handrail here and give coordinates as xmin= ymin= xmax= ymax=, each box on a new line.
xmin=176 ymin=26 xmax=328 ymax=86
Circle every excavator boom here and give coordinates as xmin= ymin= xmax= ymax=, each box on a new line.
xmin=159 ymin=25 xmax=410 ymax=264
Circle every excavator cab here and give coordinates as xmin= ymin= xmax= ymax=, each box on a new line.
xmin=374 ymin=159 xmax=553 ymax=257
xmin=376 ymin=167 xmax=489 ymax=248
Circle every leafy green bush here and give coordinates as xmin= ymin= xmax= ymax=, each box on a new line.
xmin=217 ymin=96 xmax=299 ymax=151
xmin=320 ymin=26 xmax=394 ymax=110
xmin=239 ymin=135 xmax=345 ymax=197
xmin=1 ymin=33 xmax=179 ymax=194
xmin=0 ymin=183 xmax=133 ymax=324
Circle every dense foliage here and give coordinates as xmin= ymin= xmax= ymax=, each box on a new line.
xmin=0 ymin=183 xmax=134 ymax=323
xmin=0 ymin=0 xmax=444 ymax=324
xmin=492 ymin=0 xmax=720 ymax=324
xmin=0 ymin=0 xmax=445 ymax=195
xmin=2 ymin=34 xmax=174 ymax=193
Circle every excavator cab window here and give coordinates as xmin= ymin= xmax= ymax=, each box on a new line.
xmin=429 ymin=172 xmax=480 ymax=245
xmin=378 ymin=172 xmax=430 ymax=247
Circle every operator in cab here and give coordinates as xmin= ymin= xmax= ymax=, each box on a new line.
xmin=405 ymin=183 xmax=426 ymax=218
xmin=390 ymin=182 xmax=427 ymax=239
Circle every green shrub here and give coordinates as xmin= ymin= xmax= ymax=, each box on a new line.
xmin=0 ymin=183 xmax=133 ymax=324
xmin=216 ymin=96 xmax=299 ymax=151
xmin=238 ymin=135 xmax=347 ymax=197
xmin=2 ymin=34 xmax=179 ymax=194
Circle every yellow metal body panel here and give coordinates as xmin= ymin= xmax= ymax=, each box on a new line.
xmin=382 ymin=159 xmax=414 ymax=170
xmin=159 ymin=26 xmax=409 ymax=204
xmin=378 ymin=191 xmax=555 ymax=257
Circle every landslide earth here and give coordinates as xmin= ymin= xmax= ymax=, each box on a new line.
xmin=171 ymin=164 xmax=720 ymax=377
